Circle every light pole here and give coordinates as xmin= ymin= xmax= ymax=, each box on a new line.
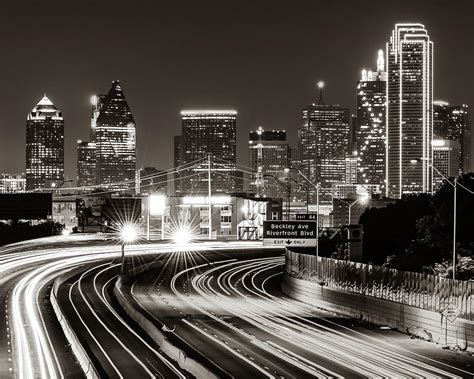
xmin=51 ymin=179 xmax=73 ymax=194
xmin=347 ymin=194 xmax=369 ymax=225
xmin=120 ymin=223 xmax=138 ymax=275
xmin=294 ymin=170 xmax=320 ymax=276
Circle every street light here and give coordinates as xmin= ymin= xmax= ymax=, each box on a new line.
xmin=292 ymin=169 xmax=321 ymax=277
xmin=51 ymin=179 xmax=73 ymax=194
xmin=348 ymin=193 xmax=369 ymax=225
xmin=120 ymin=223 xmax=138 ymax=275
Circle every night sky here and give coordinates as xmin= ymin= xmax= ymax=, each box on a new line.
xmin=0 ymin=0 xmax=473 ymax=182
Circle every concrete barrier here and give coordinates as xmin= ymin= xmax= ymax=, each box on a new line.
xmin=51 ymin=272 xmax=100 ymax=379
xmin=114 ymin=278 xmax=218 ymax=379
xmin=282 ymin=272 xmax=474 ymax=351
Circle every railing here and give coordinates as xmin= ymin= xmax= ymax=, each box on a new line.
xmin=285 ymin=249 xmax=474 ymax=321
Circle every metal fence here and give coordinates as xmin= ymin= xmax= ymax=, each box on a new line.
xmin=285 ymin=249 xmax=474 ymax=321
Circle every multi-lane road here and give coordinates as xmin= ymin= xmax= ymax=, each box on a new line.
xmin=1 ymin=236 xmax=473 ymax=378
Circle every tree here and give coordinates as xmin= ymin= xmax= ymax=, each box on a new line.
xmin=359 ymin=194 xmax=432 ymax=265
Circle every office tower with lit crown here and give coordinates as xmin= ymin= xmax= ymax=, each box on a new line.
xmin=26 ymin=95 xmax=64 ymax=191
xmin=298 ymin=83 xmax=350 ymax=204
xmin=386 ymin=24 xmax=433 ymax=198
xmin=95 ymin=81 xmax=136 ymax=190
xmin=432 ymin=139 xmax=460 ymax=191
xmin=433 ymin=101 xmax=471 ymax=173
xmin=178 ymin=110 xmax=240 ymax=194
xmin=356 ymin=50 xmax=387 ymax=188
xmin=248 ymin=127 xmax=290 ymax=198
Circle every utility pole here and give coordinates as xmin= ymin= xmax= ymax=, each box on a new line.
xmin=208 ymin=153 xmax=212 ymax=240
xmin=256 ymin=126 xmax=264 ymax=197
xmin=316 ymin=182 xmax=319 ymax=277
xmin=453 ymin=177 xmax=457 ymax=281
xmin=147 ymin=193 xmax=150 ymax=241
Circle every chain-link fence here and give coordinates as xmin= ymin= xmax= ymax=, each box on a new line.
xmin=285 ymin=249 xmax=473 ymax=321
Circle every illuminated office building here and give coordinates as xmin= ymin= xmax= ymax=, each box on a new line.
xmin=386 ymin=24 xmax=433 ymax=198
xmin=176 ymin=110 xmax=241 ymax=194
xmin=345 ymin=154 xmax=358 ymax=185
xmin=0 ymin=173 xmax=26 ymax=193
xmin=95 ymin=81 xmax=136 ymax=190
xmin=26 ymin=95 xmax=64 ymax=191
xmin=356 ymin=50 xmax=387 ymax=188
xmin=433 ymin=101 xmax=471 ymax=173
xmin=298 ymin=83 xmax=350 ymax=204
xmin=432 ymin=139 xmax=460 ymax=192
xmin=248 ymin=126 xmax=290 ymax=198
xmin=77 ymin=140 xmax=96 ymax=188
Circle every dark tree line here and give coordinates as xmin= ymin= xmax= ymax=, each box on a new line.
xmin=0 ymin=221 xmax=63 ymax=246
xmin=360 ymin=174 xmax=474 ymax=277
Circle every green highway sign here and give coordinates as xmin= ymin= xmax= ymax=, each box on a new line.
xmin=263 ymin=221 xmax=317 ymax=247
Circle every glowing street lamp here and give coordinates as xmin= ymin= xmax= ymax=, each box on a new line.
xmin=120 ymin=223 xmax=138 ymax=275
xmin=173 ymin=227 xmax=193 ymax=245
xmin=348 ymin=193 xmax=369 ymax=225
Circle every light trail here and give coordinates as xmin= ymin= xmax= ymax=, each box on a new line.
xmin=141 ymin=254 xmax=473 ymax=378
xmin=1 ymin=239 xmax=265 ymax=378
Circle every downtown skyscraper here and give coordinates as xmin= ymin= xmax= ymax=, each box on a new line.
xmin=77 ymin=81 xmax=136 ymax=191
xmin=26 ymin=95 xmax=64 ymax=191
xmin=386 ymin=24 xmax=433 ymax=198
xmin=356 ymin=50 xmax=387 ymax=188
xmin=433 ymin=101 xmax=471 ymax=174
xmin=298 ymin=84 xmax=350 ymax=205
xmin=175 ymin=110 xmax=241 ymax=194
xmin=95 ymin=81 xmax=136 ymax=190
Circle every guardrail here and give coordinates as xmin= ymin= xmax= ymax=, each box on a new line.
xmin=285 ymin=249 xmax=474 ymax=321
xmin=51 ymin=274 xmax=100 ymax=379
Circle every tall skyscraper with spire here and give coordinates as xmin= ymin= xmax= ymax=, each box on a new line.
xmin=386 ymin=23 xmax=433 ymax=198
xmin=298 ymin=83 xmax=350 ymax=205
xmin=26 ymin=95 xmax=64 ymax=191
xmin=92 ymin=81 xmax=136 ymax=190
xmin=356 ymin=49 xmax=387 ymax=188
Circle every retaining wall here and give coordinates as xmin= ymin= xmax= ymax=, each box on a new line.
xmin=282 ymin=272 xmax=474 ymax=350
xmin=114 ymin=278 xmax=218 ymax=379
xmin=51 ymin=271 xmax=100 ymax=379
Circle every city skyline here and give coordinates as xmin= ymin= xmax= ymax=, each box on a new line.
xmin=0 ymin=0 xmax=473 ymax=180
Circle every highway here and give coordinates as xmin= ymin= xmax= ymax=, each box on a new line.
xmin=1 ymin=237 xmax=474 ymax=378
xmin=125 ymin=247 xmax=474 ymax=378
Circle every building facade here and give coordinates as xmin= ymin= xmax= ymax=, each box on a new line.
xmin=0 ymin=174 xmax=26 ymax=193
xmin=175 ymin=110 xmax=241 ymax=195
xmin=298 ymin=91 xmax=350 ymax=205
xmin=77 ymin=141 xmax=96 ymax=188
xmin=386 ymin=24 xmax=433 ymax=198
xmin=95 ymin=81 xmax=136 ymax=190
xmin=26 ymin=95 xmax=64 ymax=191
xmin=356 ymin=50 xmax=387 ymax=188
xmin=248 ymin=126 xmax=290 ymax=199
xmin=433 ymin=101 xmax=471 ymax=174
xmin=432 ymin=139 xmax=461 ymax=191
